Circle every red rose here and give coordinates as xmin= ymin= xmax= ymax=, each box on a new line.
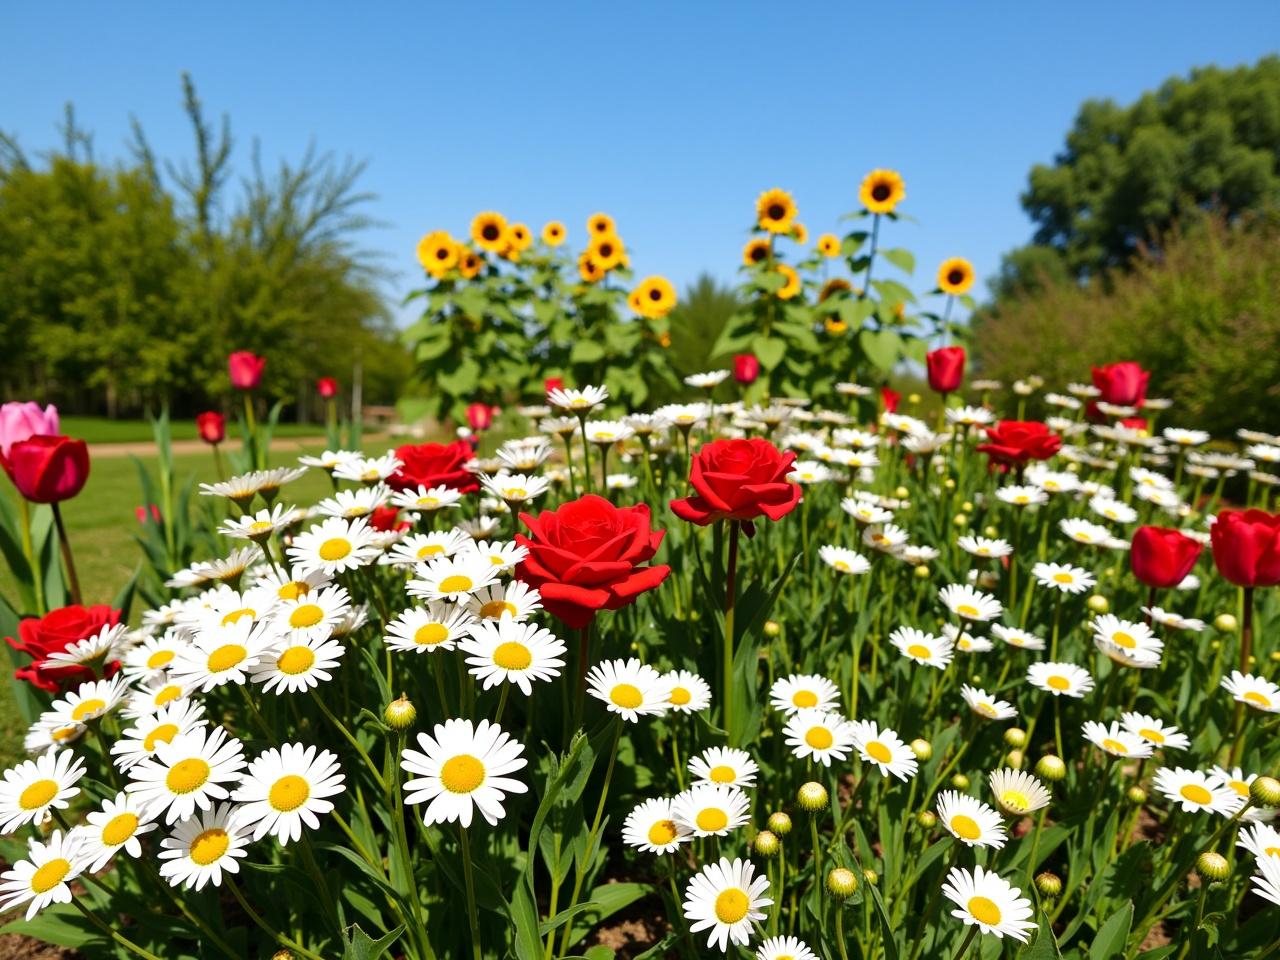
xmin=1211 ymin=510 xmax=1280 ymax=588
xmin=316 ymin=377 xmax=339 ymax=399
xmin=977 ymin=421 xmax=1062 ymax=468
xmin=388 ymin=440 xmax=478 ymax=493
xmin=228 ymin=351 xmax=267 ymax=390
xmin=515 ymin=494 xmax=671 ymax=628
xmin=734 ymin=354 xmax=760 ymax=385
xmin=0 ymin=435 xmax=90 ymax=504
xmin=1120 ymin=417 xmax=1148 ymax=433
xmin=670 ymin=438 xmax=801 ymax=533
xmin=466 ymin=402 xmax=496 ymax=432
xmin=926 ymin=346 xmax=965 ymax=394
xmin=1130 ymin=526 xmax=1202 ymax=590
xmin=368 ymin=505 xmax=409 ymax=532
xmin=1091 ymin=362 xmax=1149 ymax=407
xmin=6 ymin=604 xmax=122 ymax=693
xmin=880 ymin=386 xmax=900 ymax=413
xmin=196 ymin=411 xmax=225 ymax=445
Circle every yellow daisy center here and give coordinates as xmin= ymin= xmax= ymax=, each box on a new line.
xmin=697 ymin=808 xmax=729 ymax=832
xmin=834 ymin=561 xmax=851 ymax=572
xmin=146 ymin=650 xmax=175 ymax=669
xmin=277 ymin=646 xmax=316 ymax=675
xmin=479 ymin=600 xmax=517 ymax=619
xmin=144 ymin=723 xmax=179 ymax=752
xmin=1180 ymin=784 xmax=1212 ymax=805
xmin=1112 ymin=631 xmax=1136 ymax=649
xmin=502 ymin=487 xmax=527 ymax=499
xmin=708 ymin=765 xmax=737 ymax=784
xmin=647 ymin=819 xmax=677 ymax=846
xmin=957 ymin=604 xmax=979 ymax=618
xmin=1243 ymin=691 xmax=1272 ymax=708
xmin=1047 ymin=675 xmax=1070 ymax=691
xmin=71 ymin=698 xmax=107 ymax=721
xmin=805 ymin=727 xmax=834 ymax=750
xmin=221 ymin=607 xmax=255 ymax=626
xmin=438 ymin=574 xmax=473 ymax=593
xmin=713 ymin=887 xmax=749 ymax=923
xmin=30 ymin=859 xmax=70 ymax=894
xmin=318 ymin=538 xmax=352 ymax=561
xmin=907 ymin=643 xmax=932 ymax=660
xmin=189 ymin=828 xmax=230 ymax=865
xmin=669 ymin=686 xmax=691 ymax=706
xmin=968 ymin=895 xmax=1002 ymax=926
xmin=791 ymin=690 xmax=818 ymax=708
xmin=207 ymin=644 xmax=248 ymax=673
xmin=417 ymin=544 xmax=445 ymax=559
xmin=440 ymin=754 xmax=485 ymax=794
xmin=976 ymin=702 xmax=997 ymax=718
xmin=414 ymin=623 xmax=449 ymax=646
xmin=154 ymin=684 xmax=182 ymax=706
xmin=269 ymin=774 xmax=311 ymax=812
xmin=278 ymin=581 xmax=309 ymax=601
xmin=1052 ymin=572 xmax=1074 ymax=584
xmin=166 ymin=758 xmax=212 ymax=794
xmin=416 ymin=497 xmax=439 ymax=507
xmin=249 ymin=520 xmax=274 ymax=532
xmin=51 ymin=726 xmax=79 ymax=743
xmin=493 ymin=642 xmax=532 ymax=671
xmin=951 ymin=814 xmax=982 ymax=840
xmin=1000 ymin=790 xmax=1029 ymax=812
xmin=101 ymin=812 xmax=138 ymax=846
xmin=1228 ymin=780 xmax=1249 ymax=798
xmin=288 ymin=604 xmax=325 ymax=629
xmin=1138 ymin=728 xmax=1164 ymax=744
xmin=1102 ymin=738 xmax=1128 ymax=754
xmin=19 ymin=779 xmax=58 ymax=810
xmin=610 ymin=684 xmax=643 ymax=709
xmin=866 ymin=741 xmax=893 ymax=764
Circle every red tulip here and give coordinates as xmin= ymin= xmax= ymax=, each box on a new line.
xmin=1091 ymin=362 xmax=1149 ymax=407
xmin=1210 ymin=510 xmax=1280 ymax=588
xmin=734 ymin=354 xmax=760 ymax=385
xmin=544 ymin=377 xmax=564 ymax=395
xmin=0 ymin=435 xmax=90 ymax=504
xmin=466 ymin=402 xmax=497 ymax=432
xmin=926 ymin=346 xmax=966 ymax=394
xmin=1130 ymin=526 xmax=1202 ymax=590
xmin=228 ymin=351 xmax=267 ymax=390
xmin=316 ymin=377 xmax=339 ymax=399
xmin=976 ymin=421 xmax=1061 ymax=468
xmin=196 ymin=411 xmax=225 ymax=445
xmin=880 ymin=387 xmax=901 ymax=413
xmin=135 ymin=504 xmax=162 ymax=525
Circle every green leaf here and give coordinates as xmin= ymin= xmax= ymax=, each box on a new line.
xmin=752 ymin=335 xmax=786 ymax=370
xmin=859 ymin=327 xmax=902 ymax=372
xmin=836 ymin=298 xmax=876 ymax=327
xmin=570 ymin=339 xmax=607 ymax=363
xmin=879 ymin=247 xmax=916 ymax=275
xmin=1017 ymin=915 xmax=1063 ymax=959
xmin=341 ymin=922 xmax=406 ymax=960
xmin=1090 ymin=901 xmax=1134 ymax=960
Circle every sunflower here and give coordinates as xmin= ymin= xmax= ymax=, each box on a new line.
xmin=506 ymin=223 xmax=532 ymax=253
xmin=825 ymin=318 xmax=849 ymax=336
xmin=816 ymin=233 xmax=841 ymax=257
xmin=541 ymin=221 xmax=566 ymax=246
xmin=588 ymin=213 xmax=615 ymax=237
xmin=627 ymin=289 xmax=643 ymax=313
xmin=819 ymin=277 xmax=853 ymax=302
xmin=416 ymin=231 xmax=459 ymax=278
xmin=791 ymin=222 xmax=808 ymax=244
xmin=743 ymin=238 xmax=772 ymax=267
xmin=578 ymin=253 xmax=604 ymax=283
xmin=776 ymin=264 xmax=801 ymax=300
xmin=859 ymin=169 xmax=906 ymax=214
xmin=938 ymin=257 xmax=975 ymax=295
xmin=457 ymin=247 xmax=483 ymax=279
xmin=756 ymin=188 xmax=797 ymax=234
xmin=470 ymin=211 xmax=508 ymax=253
xmin=588 ymin=233 xmax=626 ymax=271
xmin=632 ymin=276 xmax=677 ymax=319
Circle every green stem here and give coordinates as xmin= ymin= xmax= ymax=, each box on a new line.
xmin=227 ymin=877 xmax=326 ymax=960
xmin=17 ymin=497 xmax=46 ymax=614
xmin=312 ymin=690 xmax=386 ymax=791
xmin=459 ymin=824 xmax=483 ymax=960
xmin=70 ymin=897 xmax=164 ymax=960
xmin=723 ymin=520 xmax=741 ymax=740
xmin=50 ymin=502 xmax=81 ymax=606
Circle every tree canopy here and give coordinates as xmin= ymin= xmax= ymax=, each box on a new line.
xmin=994 ymin=56 xmax=1280 ymax=295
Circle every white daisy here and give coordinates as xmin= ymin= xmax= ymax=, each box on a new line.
xmin=995 ymin=485 xmax=1049 ymax=507
xmin=841 ymin=498 xmax=894 ymax=525
xmin=219 ymin=503 xmax=300 ymax=539
xmin=331 ymin=453 xmax=402 ymax=485
xmin=461 ymin=538 xmax=529 ymax=572
xmin=1082 ymin=721 xmax=1153 ymax=759
xmin=1238 ymin=822 xmax=1280 ymax=861
xmin=122 ymin=632 xmax=188 ymax=682
xmin=1152 ymin=767 xmax=1244 ymax=816
xmin=987 ymin=769 xmax=1051 ymax=816
xmin=683 ymin=857 xmax=772 ymax=952
xmin=849 ymin=719 xmax=918 ymax=781
xmin=401 ymin=718 xmax=528 ymax=828
xmin=297 ymin=449 xmax=362 ymax=472
xmin=941 ymin=865 xmax=1036 ymax=942
xmin=689 ymin=747 xmax=758 ymax=789
xmin=957 ymin=536 xmax=1013 ymax=559
xmin=389 ymin=484 xmax=464 ymax=513
xmin=0 ymin=830 xmax=87 ymax=919
xmin=124 ymin=677 xmax=190 ymax=718
xmin=271 ymin=584 xmax=351 ymax=642
xmin=1221 ymin=672 xmax=1280 ymax=713
xmin=664 ymin=670 xmax=712 ymax=713
xmin=382 ymin=529 xmax=472 ymax=567
xmin=0 ymin=750 xmax=85 ymax=834
xmin=254 ymin=566 xmax=333 ymax=604
xmin=1090 ymin=497 xmax=1138 ymax=524
xmin=1059 ymin=518 xmax=1113 ymax=546
xmin=991 ymin=624 xmax=1045 ymax=651
xmin=684 ymin=371 xmax=730 ymax=389
xmin=251 ymin=634 xmax=345 ymax=694
xmin=1251 ymin=850 xmax=1280 ymax=906
xmin=44 ymin=623 xmax=128 ymax=669
xmin=1120 ymin=712 xmax=1190 ymax=751
xmin=23 ymin=720 xmax=86 ymax=756
xmin=945 ymin=623 xmax=996 ymax=654
xmin=384 ymin=604 xmax=476 ymax=654
xmin=1026 ymin=662 xmax=1094 ymax=698
xmin=168 ymin=618 xmax=278 ymax=692
xmin=1141 ymin=607 xmax=1204 ymax=632
xmin=459 ymin=619 xmax=566 ymax=695
xmin=45 ymin=675 xmax=129 ymax=727
xmin=756 ymin=936 xmax=819 ymax=960
xmin=1092 ymin=615 xmax=1163 ymax=667
xmin=480 ymin=472 xmax=552 ymax=505
xmin=939 ymin=583 xmax=1004 ymax=622
xmin=961 ymin=685 xmax=1017 ymax=721
xmin=231 ymin=743 xmax=345 ymax=844
xmin=1211 ymin=767 xmax=1266 ymax=819
xmin=818 ymin=546 xmax=871 ymax=575
xmin=111 ymin=700 xmax=207 ymax=772
xmin=863 ymin=523 xmax=909 ymax=553
xmin=465 ymin=580 xmax=543 ymax=622
xmin=785 ymin=710 xmax=856 ymax=767
xmin=1031 ymin=562 xmax=1096 ymax=594
xmin=157 ymin=803 xmax=252 ymax=890
xmin=286 ymin=516 xmax=380 ymax=575
xmin=889 ymin=627 xmax=954 ymax=669
xmin=937 ymin=791 xmax=1008 ymax=848
xmin=671 ymin=784 xmax=751 ymax=838
xmin=125 ymin=725 xmax=247 ymax=824
xmin=73 ymin=791 xmax=157 ymax=872
xmin=585 ymin=659 xmax=671 ymax=722
xmin=622 ymin=797 xmax=691 ymax=854
xmin=314 ymin=484 xmax=391 ymax=520
xmin=407 ymin=553 xmax=501 ymax=604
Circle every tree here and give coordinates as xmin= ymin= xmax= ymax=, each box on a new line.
xmin=997 ymin=57 xmax=1280 ymax=291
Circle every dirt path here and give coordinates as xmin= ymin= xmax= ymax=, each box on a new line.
xmin=88 ymin=433 xmax=392 ymax=458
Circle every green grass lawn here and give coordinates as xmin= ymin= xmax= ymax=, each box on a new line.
xmin=60 ymin=415 xmax=326 ymax=444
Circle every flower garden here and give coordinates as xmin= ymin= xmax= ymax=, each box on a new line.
xmin=1 ymin=171 xmax=1280 ymax=960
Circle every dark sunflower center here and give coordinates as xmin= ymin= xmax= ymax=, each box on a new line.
xmin=948 ymin=269 xmax=965 ymax=285
xmin=750 ymin=246 xmax=766 ymax=263
xmin=436 ymin=248 xmax=449 ymax=260
xmin=600 ymin=243 xmax=613 ymax=256
xmin=871 ymin=183 xmax=891 ymax=202
xmin=482 ymin=225 xmax=500 ymax=241
xmin=767 ymin=203 xmax=786 ymax=220
xmin=649 ymin=288 xmax=662 ymax=301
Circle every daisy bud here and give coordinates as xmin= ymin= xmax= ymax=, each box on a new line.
xmin=1271 ymin=651 xmax=1280 ymax=663
xmin=1196 ymin=852 xmax=1230 ymax=882
xmin=271 ymin=953 xmax=295 ymax=960
xmin=910 ymin=739 xmax=932 ymax=761
xmin=383 ymin=695 xmax=417 ymax=731
xmin=1035 ymin=872 xmax=1062 ymax=898
xmin=767 ymin=811 xmax=793 ymax=836
xmin=753 ymin=830 xmax=780 ymax=856
xmin=1251 ymin=776 xmax=1280 ymax=807
xmin=1006 ymin=749 xmax=1025 ymax=769
xmin=1036 ymin=755 xmax=1066 ymax=782
xmin=913 ymin=564 xmax=931 ymax=579
xmin=916 ymin=810 xmax=937 ymax=829
xmin=944 ymin=478 xmax=956 ymax=490
xmin=764 ymin=620 xmax=782 ymax=638
xmin=862 ymin=868 xmax=879 ymax=886
xmin=797 ymin=781 xmax=829 ymax=812
xmin=950 ymin=773 xmax=970 ymax=790
xmin=1086 ymin=594 xmax=1109 ymax=614
xmin=894 ymin=486 xmax=909 ymax=499
xmin=1003 ymin=727 xmax=1028 ymax=749
xmin=961 ymin=501 xmax=974 ymax=513
xmin=908 ymin=393 xmax=921 ymax=405
xmin=1127 ymin=786 xmax=1147 ymax=805
xmin=952 ymin=513 xmax=968 ymax=528
xmin=983 ymin=525 xmax=999 ymax=538
xmin=826 ymin=867 xmax=858 ymax=899
xmin=1210 ymin=639 xmax=1221 ymax=651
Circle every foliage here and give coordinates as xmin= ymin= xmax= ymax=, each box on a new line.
xmin=0 ymin=77 xmax=406 ymax=417
xmin=996 ymin=56 xmax=1280 ymax=294
xmin=973 ymin=213 xmax=1280 ymax=434
xmin=662 ymin=273 xmax=740 ymax=397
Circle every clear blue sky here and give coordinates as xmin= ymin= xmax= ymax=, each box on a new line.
xmin=4 ymin=2 xmax=1279 ymax=326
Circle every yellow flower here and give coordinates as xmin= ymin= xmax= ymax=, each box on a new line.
xmin=859 ymin=169 xmax=906 ymax=215
xmin=658 ymin=331 xmax=672 ymax=348
xmin=457 ymin=246 xmax=483 ymax=279
xmin=588 ymin=213 xmax=615 ymax=238
xmin=816 ymin=233 xmax=841 ymax=257
xmin=825 ymin=317 xmax=849 ymax=335
xmin=819 ymin=277 xmax=854 ymax=302
xmin=743 ymin=238 xmax=771 ymax=267
xmin=542 ymin=221 xmax=566 ymax=246
xmin=791 ymin=222 xmax=808 ymax=244
xmin=416 ymin=231 xmax=459 ymax=278
xmin=471 ymin=212 xmax=508 ymax=253
xmin=776 ymin=264 xmax=801 ymax=300
xmin=578 ymin=253 xmax=604 ymax=283
xmin=506 ymin=223 xmax=532 ymax=253
xmin=588 ymin=233 xmax=626 ymax=271
xmin=937 ymin=257 xmax=975 ymax=295
xmin=631 ymin=276 xmax=677 ymax=319
xmin=756 ymin=188 xmax=798 ymax=234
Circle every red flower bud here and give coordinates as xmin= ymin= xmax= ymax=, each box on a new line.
xmin=926 ymin=346 xmax=965 ymax=394
xmin=1211 ymin=510 xmax=1280 ymax=588
xmin=734 ymin=354 xmax=760 ymax=385
xmin=195 ymin=411 xmax=225 ymax=445
xmin=316 ymin=377 xmax=339 ymax=399
xmin=1130 ymin=526 xmax=1202 ymax=590
xmin=0 ymin=435 xmax=90 ymax=504
xmin=228 ymin=351 xmax=267 ymax=390
xmin=976 ymin=421 xmax=1061 ymax=468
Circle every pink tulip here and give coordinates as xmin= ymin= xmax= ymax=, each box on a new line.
xmin=0 ymin=402 xmax=59 ymax=457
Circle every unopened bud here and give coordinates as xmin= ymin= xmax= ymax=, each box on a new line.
xmin=894 ymin=486 xmax=910 ymax=499
xmin=1003 ymin=727 xmax=1027 ymax=749
xmin=862 ymin=868 xmax=879 ymax=886
xmin=914 ymin=564 xmax=931 ymax=579
xmin=950 ymin=773 xmax=970 ymax=790
xmin=767 ymin=811 xmax=793 ymax=836
xmin=944 ymin=478 xmax=956 ymax=490
xmin=916 ymin=810 xmax=937 ymax=829
xmin=908 ymin=393 xmax=921 ymax=405
xmin=1006 ymin=749 xmax=1025 ymax=769
xmin=827 ymin=867 xmax=858 ymax=899
xmin=1251 ymin=776 xmax=1280 ymax=808
xmin=961 ymin=501 xmax=974 ymax=513
xmin=1086 ymin=594 xmax=1109 ymax=614
xmin=764 ymin=620 xmax=782 ymax=638
xmin=983 ymin=525 xmax=999 ymax=538
xmin=384 ymin=695 xmax=416 ymax=731
xmin=1196 ymin=852 xmax=1230 ymax=882
xmin=1127 ymin=786 xmax=1147 ymax=805
xmin=910 ymin=739 xmax=932 ymax=761
xmin=753 ymin=830 xmax=780 ymax=856
xmin=952 ymin=513 xmax=968 ymax=528
xmin=1036 ymin=755 xmax=1066 ymax=782
xmin=272 ymin=951 xmax=296 ymax=960
xmin=1214 ymin=613 xmax=1238 ymax=633
xmin=798 ymin=782 xmax=829 ymax=812
xmin=1035 ymin=872 xmax=1062 ymax=898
